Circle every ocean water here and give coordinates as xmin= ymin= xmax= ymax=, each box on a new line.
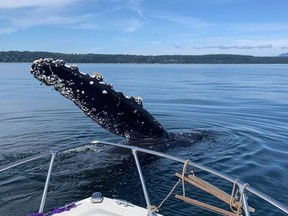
xmin=0 ymin=63 xmax=287 ymax=216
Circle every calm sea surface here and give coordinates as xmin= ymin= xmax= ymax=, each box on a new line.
xmin=0 ymin=63 xmax=287 ymax=215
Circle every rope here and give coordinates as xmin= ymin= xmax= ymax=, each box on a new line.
xmin=28 ymin=203 xmax=76 ymax=216
xmin=229 ymin=180 xmax=249 ymax=215
xmin=230 ymin=178 xmax=238 ymax=212
xmin=156 ymin=179 xmax=181 ymax=210
xmin=150 ymin=160 xmax=190 ymax=212
xmin=182 ymin=159 xmax=190 ymax=197
xmin=152 ymin=160 xmax=190 ymax=212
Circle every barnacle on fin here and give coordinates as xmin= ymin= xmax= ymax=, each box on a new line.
xmin=92 ymin=73 xmax=103 ymax=81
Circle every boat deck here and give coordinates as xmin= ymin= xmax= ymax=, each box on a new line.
xmin=56 ymin=196 xmax=160 ymax=216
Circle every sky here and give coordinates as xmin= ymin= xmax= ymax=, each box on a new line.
xmin=0 ymin=0 xmax=288 ymax=56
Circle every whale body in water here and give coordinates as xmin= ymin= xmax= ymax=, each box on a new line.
xmin=30 ymin=58 xmax=170 ymax=141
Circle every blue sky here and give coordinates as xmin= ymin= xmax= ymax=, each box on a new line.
xmin=0 ymin=0 xmax=287 ymax=56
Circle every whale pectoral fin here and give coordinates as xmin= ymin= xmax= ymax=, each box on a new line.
xmin=30 ymin=58 xmax=169 ymax=140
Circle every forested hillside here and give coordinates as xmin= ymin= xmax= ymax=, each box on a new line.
xmin=1 ymin=51 xmax=288 ymax=64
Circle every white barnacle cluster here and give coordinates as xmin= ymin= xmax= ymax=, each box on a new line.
xmin=92 ymin=72 xmax=103 ymax=81
xmin=75 ymin=99 xmax=90 ymax=114
xmin=113 ymin=126 xmax=120 ymax=135
xmin=90 ymin=72 xmax=114 ymax=91
xmin=70 ymin=65 xmax=79 ymax=72
xmin=68 ymin=64 xmax=88 ymax=77
xmin=54 ymin=59 xmax=65 ymax=67
xmin=45 ymin=75 xmax=56 ymax=84
xmin=85 ymin=108 xmax=101 ymax=123
xmin=134 ymin=96 xmax=143 ymax=105
xmin=31 ymin=59 xmax=54 ymax=85
xmin=96 ymin=114 xmax=104 ymax=125
xmin=54 ymin=78 xmax=64 ymax=89
xmin=32 ymin=58 xmax=58 ymax=68
xmin=124 ymin=95 xmax=143 ymax=106
xmin=59 ymin=86 xmax=74 ymax=98
xmin=53 ymin=78 xmax=74 ymax=99
xmin=82 ymin=106 xmax=90 ymax=113
xmin=42 ymin=58 xmax=53 ymax=65
xmin=32 ymin=58 xmax=43 ymax=65
xmin=31 ymin=58 xmax=66 ymax=85
xmin=124 ymin=133 xmax=131 ymax=139
xmin=32 ymin=69 xmax=46 ymax=82
xmin=88 ymin=111 xmax=116 ymax=131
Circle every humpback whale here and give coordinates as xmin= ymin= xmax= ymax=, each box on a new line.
xmin=30 ymin=58 xmax=170 ymax=141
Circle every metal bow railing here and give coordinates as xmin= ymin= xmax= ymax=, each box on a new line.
xmin=1 ymin=140 xmax=287 ymax=216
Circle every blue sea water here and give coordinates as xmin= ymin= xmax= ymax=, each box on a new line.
xmin=0 ymin=63 xmax=287 ymax=215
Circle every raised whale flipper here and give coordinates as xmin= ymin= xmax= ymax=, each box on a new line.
xmin=30 ymin=58 xmax=169 ymax=140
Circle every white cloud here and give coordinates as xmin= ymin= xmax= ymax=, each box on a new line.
xmin=240 ymin=23 xmax=288 ymax=32
xmin=201 ymin=44 xmax=273 ymax=50
xmin=0 ymin=0 xmax=146 ymax=35
xmin=0 ymin=14 xmax=88 ymax=36
xmin=125 ymin=20 xmax=142 ymax=32
xmin=9 ymin=13 xmax=90 ymax=29
xmin=0 ymin=27 xmax=17 ymax=34
xmin=167 ymin=15 xmax=214 ymax=28
xmin=111 ymin=18 xmax=142 ymax=32
xmin=147 ymin=10 xmax=214 ymax=29
xmin=0 ymin=0 xmax=77 ymax=9
xmin=0 ymin=1 xmax=87 ymax=34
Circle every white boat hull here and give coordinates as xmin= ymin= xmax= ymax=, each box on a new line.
xmin=56 ymin=196 xmax=162 ymax=216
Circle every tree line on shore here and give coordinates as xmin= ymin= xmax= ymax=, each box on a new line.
xmin=1 ymin=51 xmax=288 ymax=64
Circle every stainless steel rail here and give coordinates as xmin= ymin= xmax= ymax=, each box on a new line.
xmin=0 ymin=152 xmax=51 ymax=172
xmin=1 ymin=140 xmax=287 ymax=215
xmin=91 ymin=140 xmax=288 ymax=215
xmin=38 ymin=150 xmax=57 ymax=213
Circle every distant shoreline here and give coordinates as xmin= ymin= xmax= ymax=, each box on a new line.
xmin=1 ymin=51 xmax=288 ymax=64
